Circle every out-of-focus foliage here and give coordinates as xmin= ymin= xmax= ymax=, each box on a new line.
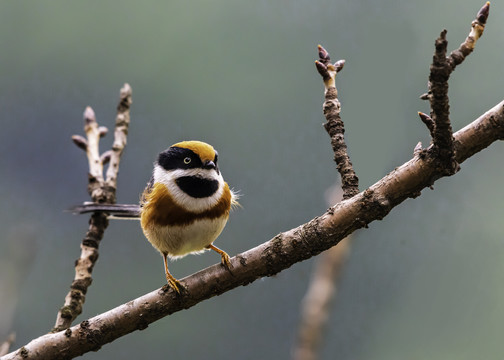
xmin=0 ymin=1 xmax=503 ymax=359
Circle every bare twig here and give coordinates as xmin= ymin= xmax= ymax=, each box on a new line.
xmin=448 ymin=2 xmax=489 ymax=69
xmin=296 ymin=46 xmax=365 ymax=349
xmin=293 ymin=184 xmax=353 ymax=360
xmin=105 ymin=83 xmax=132 ymax=189
xmin=52 ymin=84 xmax=132 ymax=332
xmin=315 ymin=45 xmax=359 ymax=199
xmin=0 ymin=333 xmax=15 ymax=357
xmin=5 ymin=100 xmax=504 ymax=360
xmin=429 ymin=29 xmax=456 ymax=172
xmin=293 ymin=237 xmax=351 ymax=360
xmin=425 ymin=2 xmax=489 ymax=174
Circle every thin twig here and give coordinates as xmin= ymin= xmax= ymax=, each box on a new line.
xmin=429 ymin=28 xmax=456 ymax=172
xmin=5 ymin=99 xmax=504 ymax=360
xmin=295 ymin=45 xmax=363 ymax=352
xmin=105 ymin=83 xmax=132 ymax=189
xmin=292 ymin=237 xmax=351 ymax=360
xmin=425 ymin=2 xmax=489 ymax=174
xmin=448 ymin=2 xmax=489 ymax=69
xmin=293 ymin=184 xmax=353 ymax=360
xmin=315 ymin=45 xmax=359 ymax=199
xmin=0 ymin=333 xmax=15 ymax=357
xmin=53 ymin=84 xmax=132 ymax=332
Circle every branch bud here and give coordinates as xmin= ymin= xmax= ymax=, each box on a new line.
xmin=418 ymin=111 xmax=435 ymax=135
xmin=71 ymin=135 xmax=88 ymax=151
xmin=317 ymin=44 xmax=331 ymax=63
xmin=413 ymin=141 xmax=423 ymax=155
xmin=98 ymin=126 xmax=109 ymax=138
xmin=477 ymin=2 xmax=490 ymax=24
xmin=334 ymin=59 xmax=345 ymax=72
xmin=315 ymin=60 xmax=330 ymax=80
xmin=83 ymin=106 xmax=96 ymax=126
xmin=100 ymin=150 xmax=112 ymax=165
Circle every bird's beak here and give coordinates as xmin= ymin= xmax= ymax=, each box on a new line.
xmin=203 ymin=160 xmax=219 ymax=174
xmin=203 ymin=160 xmax=216 ymax=169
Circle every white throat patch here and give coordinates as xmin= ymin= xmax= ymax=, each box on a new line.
xmin=153 ymin=165 xmax=225 ymax=213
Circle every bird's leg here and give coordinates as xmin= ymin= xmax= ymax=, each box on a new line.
xmin=162 ymin=253 xmax=181 ymax=293
xmin=206 ymin=244 xmax=232 ymax=269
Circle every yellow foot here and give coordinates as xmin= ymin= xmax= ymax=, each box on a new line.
xmin=220 ymin=251 xmax=232 ymax=270
xmin=162 ymin=253 xmax=182 ymax=294
xmin=166 ymin=275 xmax=182 ymax=294
xmin=207 ymin=244 xmax=233 ymax=270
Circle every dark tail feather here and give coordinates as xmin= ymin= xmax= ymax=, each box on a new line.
xmin=68 ymin=203 xmax=141 ymax=219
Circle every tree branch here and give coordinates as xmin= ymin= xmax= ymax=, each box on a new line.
xmin=292 ymin=237 xmax=352 ymax=360
xmin=292 ymin=183 xmax=353 ymax=360
xmin=315 ymin=45 xmax=359 ymax=199
xmin=448 ymin=1 xmax=489 ymax=69
xmin=295 ymin=43 xmax=361 ymax=352
xmin=423 ymin=2 xmax=489 ymax=174
xmin=0 ymin=334 xmax=15 ymax=357
xmin=53 ymin=84 xmax=132 ymax=332
xmin=105 ymin=84 xmax=133 ymax=189
xmin=4 ymin=99 xmax=504 ymax=360
xmin=4 ymin=4 xmax=499 ymax=358
xmin=294 ymin=13 xmax=490 ymax=350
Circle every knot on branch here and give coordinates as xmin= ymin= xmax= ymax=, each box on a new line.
xmin=323 ymin=99 xmax=341 ymax=118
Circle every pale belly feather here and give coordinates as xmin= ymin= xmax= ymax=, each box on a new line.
xmin=144 ymin=217 xmax=228 ymax=258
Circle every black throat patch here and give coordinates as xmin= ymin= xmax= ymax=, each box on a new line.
xmin=175 ymin=176 xmax=219 ymax=198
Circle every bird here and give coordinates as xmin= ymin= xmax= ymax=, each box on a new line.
xmin=71 ymin=140 xmax=238 ymax=293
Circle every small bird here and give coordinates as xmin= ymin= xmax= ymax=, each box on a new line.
xmin=72 ymin=140 xmax=238 ymax=293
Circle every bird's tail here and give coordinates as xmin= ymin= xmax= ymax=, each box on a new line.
xmin=68 ymin=202 xmax=141 ymax=220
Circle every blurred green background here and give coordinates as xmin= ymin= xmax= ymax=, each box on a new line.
xmin=1 ymin=1 xmax=503 ymax=359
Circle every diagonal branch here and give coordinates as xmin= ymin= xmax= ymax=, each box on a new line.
xmin=5 ymin=100 xmax=504 ymax=360
xmin=53 ymin=84 xmax=132 ymax=332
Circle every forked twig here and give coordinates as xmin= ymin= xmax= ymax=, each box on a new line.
xmin=53 ymin=84 xmax=132 ymax=332
xmin=420 ymin=2 xmax=489 ymax=174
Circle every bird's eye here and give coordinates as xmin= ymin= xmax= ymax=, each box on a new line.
xmin=183 ymin=157 xmax=191 ymax=164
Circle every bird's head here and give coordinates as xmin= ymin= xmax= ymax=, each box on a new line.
xmin=152 ymin=141 xmax=225 ymax=211
xmin=161 ymin=140 xmax=220 ymax=174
